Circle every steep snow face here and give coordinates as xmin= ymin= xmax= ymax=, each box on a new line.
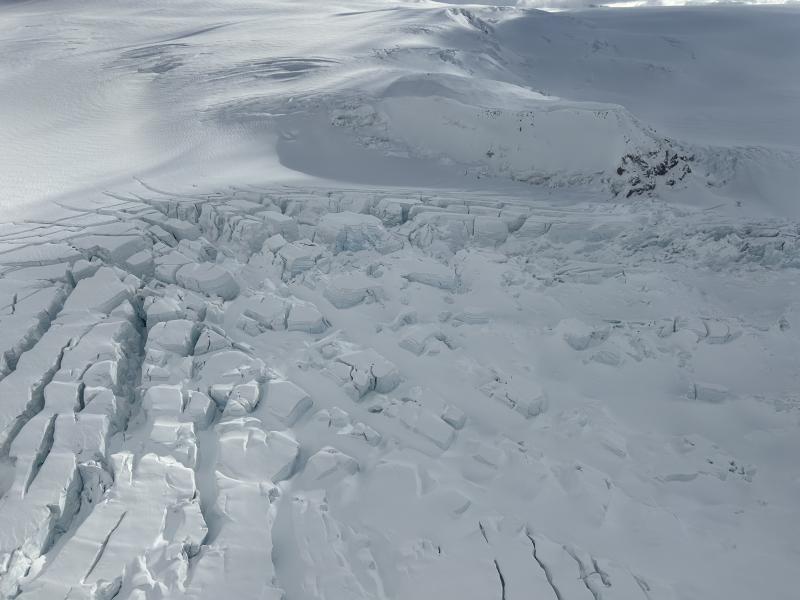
xmin=335 ymin=73 xmax=665 ymax=185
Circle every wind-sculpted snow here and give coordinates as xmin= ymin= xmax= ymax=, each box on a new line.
xmin=3 ymin=1 xmax=800 ymax=214
xmin=0 ymin=182 xmax=795 ymax=599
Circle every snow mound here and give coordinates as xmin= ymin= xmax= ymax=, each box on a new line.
xmin=315 ymin=212 xmax=402 ymax=254
xmin=331 ymin=73 xmax=688 ymax=192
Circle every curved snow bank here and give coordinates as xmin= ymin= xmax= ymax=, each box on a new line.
xmin=385 ymin=75 xmax=655 ymax=181
xmin=326 ymin=73 xmax=687 ymax=191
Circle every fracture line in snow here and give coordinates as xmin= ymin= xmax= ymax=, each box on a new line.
xmin=526 ymin=531 xmax=564 ymax=600
xmin=83 ymin=510 xmax=127 ymax=582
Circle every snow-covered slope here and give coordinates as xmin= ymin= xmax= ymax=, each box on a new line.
xmin=0 ymin=2 xmax=798 ymax=600
xmin=4 ymin=1 xmax=799 ymax=213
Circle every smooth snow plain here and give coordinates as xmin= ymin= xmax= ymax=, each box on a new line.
xmin=0 ymin=1 xmax=799 ymax=599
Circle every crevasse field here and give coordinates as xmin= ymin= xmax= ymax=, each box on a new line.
xmin=0 ymin=1 xmax=798 ymax=599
